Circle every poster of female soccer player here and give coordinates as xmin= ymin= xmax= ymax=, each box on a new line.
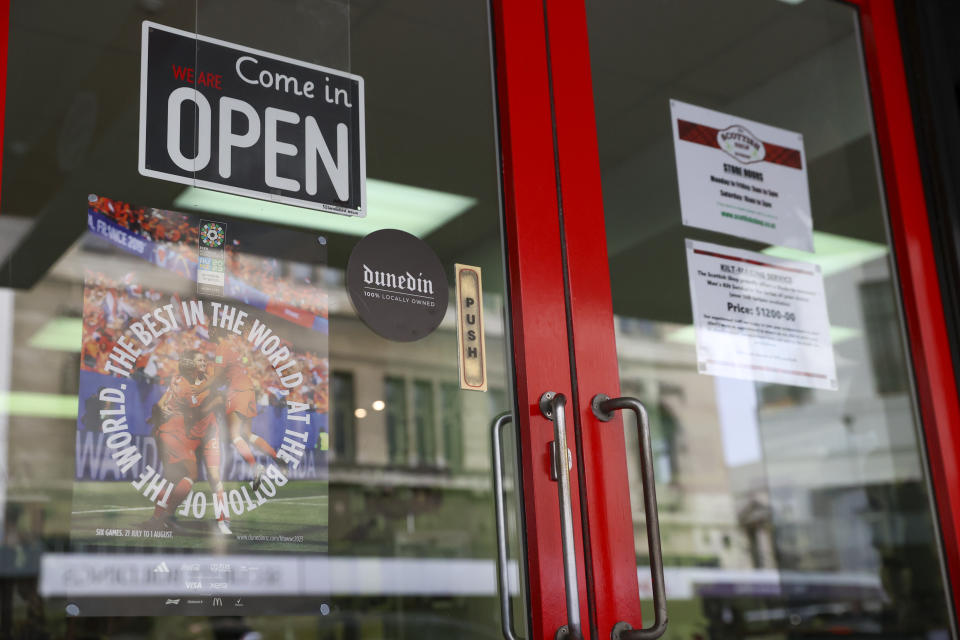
xmin=72 ymin=195 xmax=329 ymax=553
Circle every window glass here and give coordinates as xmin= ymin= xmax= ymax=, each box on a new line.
xmin=585 ymin=0 xmax=952 ymax=636
xmin=332 ymin=370 xmax=356 ymax=462
xmin=0 ymin=0 xmax=524 ymax=636
xmin=413 ymin=380 xmax=436 ymax=467
xmin=385 ymin=376 xmax=408 ymax=466
xmin=441 ymin=382 xmax=463 ymax=471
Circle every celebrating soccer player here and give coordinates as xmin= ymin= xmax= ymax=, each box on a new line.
xmin=144 ymin=349 xmax=231 ymax=534
xmin=211 ymin=328 xmax=279 ymax=490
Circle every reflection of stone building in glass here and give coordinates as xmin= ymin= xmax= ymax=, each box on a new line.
xmin=611 ymin=254 xmax=947 ymax=633
xmin=321 ymin=249 xmax=943 ymax=617
xmin=319 ymin=268 xmax=513 ymax=560
xmin=614 ymin=320 xmax=770 ymax=572
xmin=325 ymin=269 xmax=509 ymax=475
xmin=5 ymin=238 xmax=948 ymax=634
xmin=6 ymin=240 xmax=516 ymax=562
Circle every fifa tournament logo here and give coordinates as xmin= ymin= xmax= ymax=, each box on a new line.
xmin=200 ymin=222 xmax=225 ymax=248
xmin=197 ymin=220 xmax=227 ymax=297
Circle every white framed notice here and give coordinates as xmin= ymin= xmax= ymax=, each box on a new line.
xmin=671 ymin=100 xmax=813 ymax=252
xmin=685 ymin=240 xmax=837 ymax=390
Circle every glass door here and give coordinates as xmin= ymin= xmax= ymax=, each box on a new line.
xmin=542 ymin=0 xmax=958 ymax=638
xmin=0 ymin=1 xmax=578 ymax=638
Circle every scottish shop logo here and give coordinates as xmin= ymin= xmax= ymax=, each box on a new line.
xmin=717 ymin=124 xmax=765 ymax=164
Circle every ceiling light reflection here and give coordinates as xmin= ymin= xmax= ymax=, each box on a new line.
xmin=762 ymin=231 xmax=887 ymax=277
xmin=174 ymin=179 xmax=477 ymax=238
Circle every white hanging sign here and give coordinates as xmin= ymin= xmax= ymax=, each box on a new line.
xmin=671 ymin=99 xmax=813 ymax=251
xmin=686 ymin=240 xmax=836 ymax=390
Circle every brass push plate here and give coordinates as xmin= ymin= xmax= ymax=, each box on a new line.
xmin=455 ymin=264 xmax=487 ymax=391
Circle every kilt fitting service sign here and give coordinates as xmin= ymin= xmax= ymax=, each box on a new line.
xmin=685 ymin=240 xmax=836 ymax=390
xmin=139 ymin=21 xmax=365 ymax=216
xmin=74 ymin=195 xmax=329 ymax=566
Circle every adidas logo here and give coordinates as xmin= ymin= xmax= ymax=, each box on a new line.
xmin=153 ymin=562 xmax=170 ymax=573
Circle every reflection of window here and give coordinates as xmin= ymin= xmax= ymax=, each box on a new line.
xmin=414 ymin=380 xmax=436 ymax=466
xmin=332 ymin=371 xmax=356 ymax=463
xmin=385 ymin=376 xmax=408 ymax=465
xmin=489 ymin=388 xmax=507 ymax=416
xmin=648 ymin=402 xmax=678 ymax=485
xmin=441 ymin=383 xmax=463 ymax=471
xmin=860 ymin=279 xmax=909 ymax=394
xmin=759 ymin=383 xmax=811 ymax=408
xmin=622 ymin=384 xmax=679 ymax=484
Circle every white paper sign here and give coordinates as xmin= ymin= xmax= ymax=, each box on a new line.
xmin=685 ymin=240 xmax=836 ymax=390
xmin=671 ymin=100 xmax=813 ymax=252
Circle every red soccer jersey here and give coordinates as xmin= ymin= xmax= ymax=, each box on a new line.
xmin=214 ymin=341 xmax=255 ymax=392
xmin=158 ymin=375 xmax=210 ymax=420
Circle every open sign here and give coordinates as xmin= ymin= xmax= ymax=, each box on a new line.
xmin=139 ymin=22 xmax=366 ymax=216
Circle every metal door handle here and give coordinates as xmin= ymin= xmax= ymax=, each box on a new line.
xmin=539 ymin=392 xmax=583 ymax=640
xmin=592 ymin=394 xmax=668 ymax=640
xmin=492 ymin=412 xmax=522 ymax=640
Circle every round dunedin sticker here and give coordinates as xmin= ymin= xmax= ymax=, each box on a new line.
xmin=346 ymin=229 xmax=449 ymax=342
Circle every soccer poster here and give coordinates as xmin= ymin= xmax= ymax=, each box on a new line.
xmin=73 ymin=195 xmax=329 ymax=553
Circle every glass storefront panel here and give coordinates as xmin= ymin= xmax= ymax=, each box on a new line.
xmin=0 ymin=1 xmax=526 ymax=637
xmin=585 ymin=0 xmax=952 ymax=637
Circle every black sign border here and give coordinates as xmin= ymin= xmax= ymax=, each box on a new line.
xmin=137 ymin=21 xmax=366 ymax=218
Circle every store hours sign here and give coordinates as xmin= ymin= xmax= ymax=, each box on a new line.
xmin=139 ymin=22 xmax=366 ymax=216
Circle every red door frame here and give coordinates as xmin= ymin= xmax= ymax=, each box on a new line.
xmin=0 ymin=2 xmax=587 ymax=638
xmin=539 ymin=0 xmax=644 ymax=636
xmin=508 ymin=0 xmax=960 ymax=636
xmin=0 ymin=0 xmax=952 ymax=637
xmin=0 ymin=0 xmax=9 ymax=212
xmin=849 ymin=0 xmax=960 ymax=617
xmin=490 ymin=2 xmax=591 ymax=639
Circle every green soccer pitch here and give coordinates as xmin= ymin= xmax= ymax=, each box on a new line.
xmin=69 ymin=479 xmax=328 ymax=553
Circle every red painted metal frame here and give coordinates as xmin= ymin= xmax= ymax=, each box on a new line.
xmin=0 ymin=0 xmax=8 ymax=211
xmin=848 ymin=0 xmax=960 ymax=617
xmin=0 ymin=0 xmax=950 ymax=635
xmin=538 ymin=0 xmax=646 ymax=635
xmin=490 ymin=1 xmax=591 ymax=638
xmin=538 ymin=0 xmax=960 ymax=633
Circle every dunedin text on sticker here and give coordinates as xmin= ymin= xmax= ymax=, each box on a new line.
xmin=684 ymin=239 xmax=836 ymax=390
xmin=139 ymin=21 xmax=365 ymax=216
xmin=671 ymin=99 xmax=813 ymax=252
